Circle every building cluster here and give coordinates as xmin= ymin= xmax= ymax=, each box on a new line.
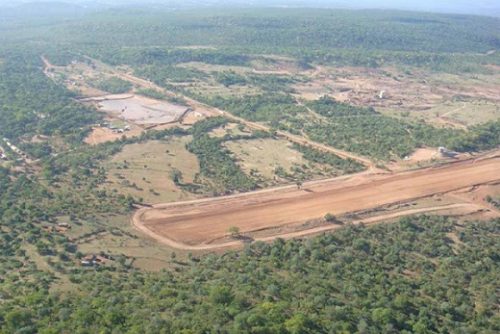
xmin=80 ymin=254 xmax=113 ymax=267
xmin=43 ymin=222 xmax=72 ymax=234
xmin=100 ymin=122 xmax=131 ymax=134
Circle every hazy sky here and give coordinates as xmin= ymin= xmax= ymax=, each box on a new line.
xmin=0 ymin=0 xmax=499 ymax=16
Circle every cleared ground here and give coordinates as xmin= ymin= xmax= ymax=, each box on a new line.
xmin=293 ymin=66 xmax=500 ymax=106
xmin=97 ymin=95 xmax=189 ymax=125
xmin=133 ymin=153 xmax=500 ymax=249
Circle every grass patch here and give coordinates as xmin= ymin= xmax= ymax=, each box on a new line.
xmin=103 ymin=137 xmax=200 ymax=204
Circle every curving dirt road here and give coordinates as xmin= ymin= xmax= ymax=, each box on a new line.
xmin=132 ymin=203 xmax=483 ymax=251
xmin=132 ymin=154 xmax=500 ymax=250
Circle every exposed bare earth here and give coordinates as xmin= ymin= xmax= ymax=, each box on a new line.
xmin=133 ymin=153 xmax=500 ymax=250
xmin=293 ymin=66 xmax=500 ymax=109
xmin=84 ymin=125 xmax=144 ymax=145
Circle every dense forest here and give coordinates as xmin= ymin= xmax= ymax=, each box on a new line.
xmin=2 ymin=7 xmax=499 ymax=72
xmin=0 ymin=4 xmax=498 ymax=333
xmin=0 ymin=209 xmax=498 ymax=333
xmin=92 ymin=76 xmax=133 ymax=94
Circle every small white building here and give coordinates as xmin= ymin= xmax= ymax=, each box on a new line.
xmin=438 ymin=147 xmax=459 ymax=158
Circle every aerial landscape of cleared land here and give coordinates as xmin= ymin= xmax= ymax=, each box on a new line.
xmin=0 ymin=1 xmax=499 ymax=332
xmin=39 ymin=52 xmax=500 ymax=253
xmin=134 ymin=153 xmax=500 ymax=249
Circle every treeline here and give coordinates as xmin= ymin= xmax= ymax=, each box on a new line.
xmin=292 ymin=143 xmax=365 ymax=174
xmin=216 ymin=71 xmax=299 ymax=92
xmin=3 ymin=9 xmax=498 ymax=73
xmin=101 ymin=48 xmax=251 ymax=67
xmin=187 ymin=117 xmax=258 ymax=194
xmin=450 ymin=120 xmax=500 ymax=152
xmin=41 ymin=9 xmax=499 ymax=54
xmin=135 ymin=64 xmax=208 ymax=86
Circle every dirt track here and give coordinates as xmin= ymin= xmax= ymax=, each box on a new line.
xmin=133 ymin=154 xmax=500 ymax=249
xmin=87 ymin=57 xmax=374 ymax=168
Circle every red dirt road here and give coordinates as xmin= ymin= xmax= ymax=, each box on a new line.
xmin=133 ymin=154 xmax=500 ymax=249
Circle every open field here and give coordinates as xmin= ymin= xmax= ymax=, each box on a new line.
xmin=133 ymin=152 xmax=500 ymax=250
xmin=225 ymin=138 xmax=309 ymax=180
xmin=178 ymin=62 xmax=252 ymax=74
xmin=103 ymin=137 xmax=200 ymax=204
xmin=75 ymin=214 xmax=180 ymax=271
xmin=385 ymin=147 xmax=473 ymax=171
xmin=380 ymin=100 xmax=500 ymax=128
xmin=225 ymin=137 xmax=348 ymax=183
xmin=183 ymin=77 xmax=262 ymax=99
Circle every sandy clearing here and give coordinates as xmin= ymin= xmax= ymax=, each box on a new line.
xmin=96 ymin=95 xmax=189 ymax=125
xmin=132 ymin=154 xmax=500 ymax=249
xmin=386 ymin=147 xmax=446 ymax=171
xmin=84 ymin=126 xmax=144 ymax=145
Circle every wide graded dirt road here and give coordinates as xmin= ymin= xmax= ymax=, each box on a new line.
xmin=133 ymin=153 xmax=500 ymax=249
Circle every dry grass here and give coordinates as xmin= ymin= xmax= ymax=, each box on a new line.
xmin=224 ymin=137 xmax=336 ymax=183
xmin=250 ymin=57 xmax=304 ymax=74
xmin=381 ymin=100 xmax=500 ymax=128
xmin=103 ymin=137 xmax=200 ymax=204
xmin=225 ymin=138 xmax=306 ymax=180
xmin=178 ymin=62 xmax=252 ymax=74
xmin=74 ymin=214 xmax=183 ymax=272
xmin=185 ymin=78 xmax=262 ymax=98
